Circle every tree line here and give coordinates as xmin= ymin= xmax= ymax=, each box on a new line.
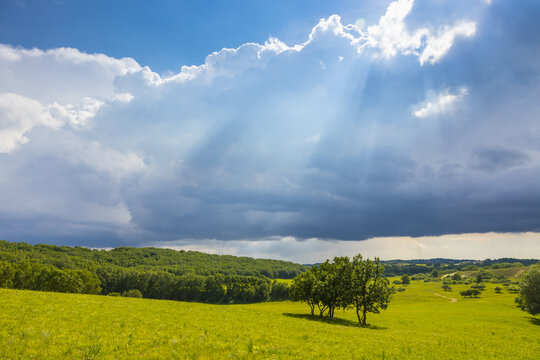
xmin=290 ymin=254 xmax=393 ymax=325
xmin=0 ymin=260 xmax=290 ymax=304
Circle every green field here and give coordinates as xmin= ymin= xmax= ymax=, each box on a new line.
xmin=0 ymin=281 xmax=538 ymax=359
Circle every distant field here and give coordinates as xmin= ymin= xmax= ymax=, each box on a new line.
xmin=1 ymin=281 xmax=538 ymax=359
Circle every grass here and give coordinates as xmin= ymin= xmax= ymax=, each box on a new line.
xmin=0 ymin=281 xmax=538 ymax=359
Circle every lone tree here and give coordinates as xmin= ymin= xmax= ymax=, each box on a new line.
xmin=516 ymin=264 xmax=540 ymax=316
xmin=441 ymin=283 xmax=452 ymax=292
xmin=290 ymin=254 xmax=394 ymax=325
xmin=401 ymin=274 xmax=410 ymax=285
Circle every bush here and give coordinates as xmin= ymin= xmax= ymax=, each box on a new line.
xmin=470 ymin=283 xmax=486 ymax=291
xmin=401 ymin=274 xmax=410 ymax=285
xmin=451 ymin=273 xmax=461 ymax=281
xmin=393 ymin=280 xmax=402 ymax=285
xmin=494 ymin=287 xmax=502 ymax=293
xmin=441 ymin=284 xmax=452 ymax=292
xmin=460 ymin=289 xmax=481 ymax=298
xmin=122 ymin=289 xmax=143 ymax=298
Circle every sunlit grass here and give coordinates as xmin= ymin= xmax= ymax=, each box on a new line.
xmin=0 ymin=281 xmax=538 ymax=359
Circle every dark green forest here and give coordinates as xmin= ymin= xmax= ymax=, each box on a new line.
xmin=0 ymin=240 xmax=301 ymax=303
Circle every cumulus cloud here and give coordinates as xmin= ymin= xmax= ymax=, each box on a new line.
xmin=1 ymin=0 xmax=539 ymax=253
xmin=0 ymin=93 xmax=63 ymax=152
xmin=413 ymin=87 xmax=468 ymax=118
xmin=365 ymin=0 xmax=476 ymax=64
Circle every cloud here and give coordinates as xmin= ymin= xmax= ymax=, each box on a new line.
xmin=0 ymin=93 xmax=63 ymax=153
xmin=155 ymin=233 xmax=540 ymax=263
xmin=472 ymin=147 xmax=530 ymax=173
xmin=413 ymin=87 xmax=468 ymax=118
xmin=1 ymin=0 xmax=540 ymax=253
xmin=0 ymin=44 xmax=140 ymax=104
xmin=365 ymin=0 xmax=476 ymax=64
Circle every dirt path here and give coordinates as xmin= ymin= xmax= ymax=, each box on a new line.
xmin=433 ymin=293 xmax=457 ymax=302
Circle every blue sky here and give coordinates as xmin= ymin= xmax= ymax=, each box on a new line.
xmin=1 ymin=0 xmax=540 ymax=262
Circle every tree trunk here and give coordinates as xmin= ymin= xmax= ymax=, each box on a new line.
xmin=362 ymin=307 xmax=367 ymax=326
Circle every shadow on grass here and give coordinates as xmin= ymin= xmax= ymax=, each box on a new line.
xmin=282 ymin=313 xmax=386 ymax=330
xmin=526 ymin=316 xmax=540 ymax=326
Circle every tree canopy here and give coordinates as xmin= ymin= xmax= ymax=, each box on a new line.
xmin=516 ymin=264 xmax=540 ymax=316
xmin=290 ymin=254 xmax=393 ymax=325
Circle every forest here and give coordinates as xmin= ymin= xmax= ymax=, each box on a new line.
xmin=0 ymin=240 xmax=298 ymax=303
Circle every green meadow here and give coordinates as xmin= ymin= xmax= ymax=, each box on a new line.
xmin=1 ymin=280 xmax=538 ymax=360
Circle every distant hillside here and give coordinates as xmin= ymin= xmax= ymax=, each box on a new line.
xmin=381 ymin=258 xmax=539 ymax=276
xmin=0 ymin=240 xmax=307 ymax=279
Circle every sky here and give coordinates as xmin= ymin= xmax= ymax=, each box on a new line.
xmin=1 ymin=0 xmax=540 ymax=263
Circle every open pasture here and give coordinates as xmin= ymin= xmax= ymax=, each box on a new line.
xmin=0 ymin=281 xmax=538 ymax=359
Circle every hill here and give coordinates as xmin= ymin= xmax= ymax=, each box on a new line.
xmin=0 ymin=240 xmax=307 ymax=278
xmin=0 ymin=240 xmax=304 ymax=304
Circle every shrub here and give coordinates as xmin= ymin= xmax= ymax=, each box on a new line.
xmin=460 ymin=289 xmax=481 ymax=298
xmin=441 ymin=284 xmax=452 ymax=292
xmin=470 ymin=283 xmax=486 ymax=291
xmin=122 ymin=289 xmax=143 ymax=298
xmin=401 ymin=274 xmax=410 ymax=285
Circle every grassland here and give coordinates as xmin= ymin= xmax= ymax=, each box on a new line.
xmin=0 ymin=281 xmax=538 ymax=359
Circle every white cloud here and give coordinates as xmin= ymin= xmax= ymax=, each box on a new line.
xmin=419 ymin=22 xmax=476 ymax=65
xmin=155 ymin=233 xmax=540 ymax=263
xmin=0 ymin=44 xmax=140 ymax=104
xmin=48 ymin=97 xmax=105 ymax=126
xmin=0 ymin=93 xmax=63 ymax=153
xmin=365 ymin=0 xmax=476 ymax=64
xmin=413 ymin=87 xmax=468 ymax=118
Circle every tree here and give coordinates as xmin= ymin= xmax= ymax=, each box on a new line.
xmin=350 ymin=255 xmax=394 ymax=326
xmin=316 ymin=257 xmax=352 ymax=318
xmin=401 ymin=274 xmax=410 ymax=285
xmin=290 ymin=271 xmax=317 ymax=315
xmin=451 ymin=273 xmax=461 ymax=281
xmin=441 ymin=283 xmax=452 ymax=292
xmin=431 ymin=269 xmax=439 ymax=278
xmin=475 ymin=272 xmax=483 ymax=284
xmin=270 ymin=280 xmax=289 ymax=301
xmin=460 ymin=289 xmax=480 ymax=298
xmin=516 ymin=265 xmax=540 ymax=316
